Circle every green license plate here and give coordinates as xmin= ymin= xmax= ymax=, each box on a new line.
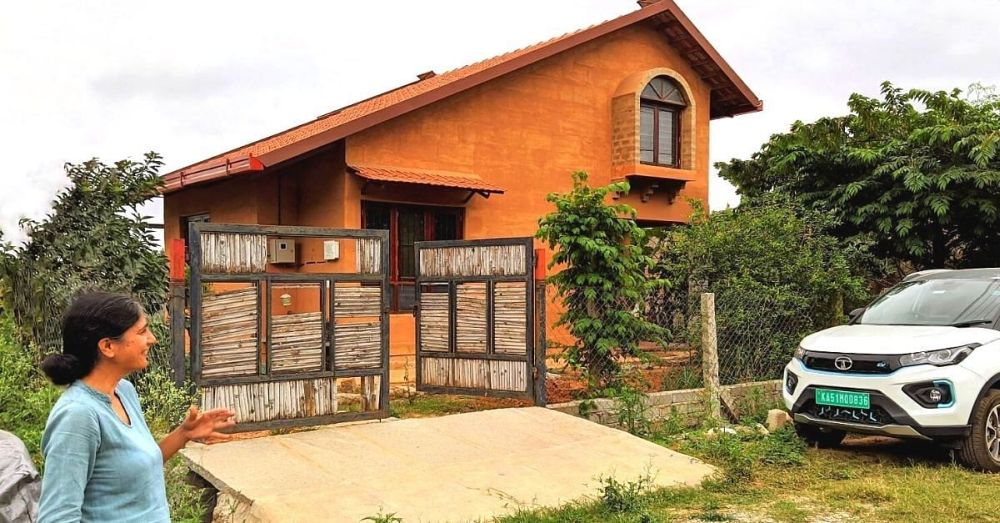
xmin=815 ymin=389 xmax=870 ymax=409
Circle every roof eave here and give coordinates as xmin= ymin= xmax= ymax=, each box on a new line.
xmin=162 ymin=0 xmax=761 ymax=191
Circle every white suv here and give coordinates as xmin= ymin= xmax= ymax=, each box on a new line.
xmin=783 ymin=268 xmax=1000 ymax=471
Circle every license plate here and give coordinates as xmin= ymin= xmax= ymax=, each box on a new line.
xmin=815 ymin=388 xmax=870 ymax=409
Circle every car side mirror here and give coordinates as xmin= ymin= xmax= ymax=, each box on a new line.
xmin=848 ymin=308 xmax=865 ymax=322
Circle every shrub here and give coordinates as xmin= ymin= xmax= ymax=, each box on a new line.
xmin=0 ymin=312 xmax=59 ymax=466
xmin=536 ymin=171 xmax=668 ymax=388
xmin=650 ymin=199 xmax=868 ymax=384
xmin=600 ymin=474 xmax=652 ymax=513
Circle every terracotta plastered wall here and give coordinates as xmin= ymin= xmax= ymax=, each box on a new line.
xmin=345 ymin=23 xmax=714 ymax=371
xmin=164 ymin=23 xmax=720 ymax=383
xmin=164 ymin=174 xmax=269 ymax=250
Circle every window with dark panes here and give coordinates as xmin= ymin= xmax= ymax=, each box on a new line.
xmin=639 ymin=76 xmax=686 ymax=168
xmin=362 ymin=202 xmax=463 ymax=312
xmin=180 ymin=213 xmax=210 ymax=262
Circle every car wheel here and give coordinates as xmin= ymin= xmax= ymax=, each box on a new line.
xmin=794 ymin=421 xmax=846 ymax=448
xmin=957 ymin=390 xmax=1000 ymax=472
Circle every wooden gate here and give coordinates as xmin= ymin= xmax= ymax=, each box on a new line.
xmin=414 ymin=238 xmax=544 ymax=404
xmin=188 ymin=223 xmax=390 ymax=431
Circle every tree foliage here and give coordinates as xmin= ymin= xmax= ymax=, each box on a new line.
xmin=650 ymin=199 xmax=868 ymax=382
xmin=536 ymin=171 xmax=667 ymax=387
xmin=0 ymin=153 xmax=167 ymax=353
xmin=718 ymin=82 xmax=1000 ymax=272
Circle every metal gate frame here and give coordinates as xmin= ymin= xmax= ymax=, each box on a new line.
xmin=188 ymin=223 xmax=391 ymax=431
xmin=414 ymin=237 xmax=545 ymax=404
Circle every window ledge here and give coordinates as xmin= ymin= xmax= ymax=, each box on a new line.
xmin=612 ymin=163 xmax=698 ymax=183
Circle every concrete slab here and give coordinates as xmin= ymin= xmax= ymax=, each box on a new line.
xmin=180 ymin=407 xmax=714 ymax=522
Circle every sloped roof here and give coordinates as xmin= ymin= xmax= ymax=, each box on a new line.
xmin=350 ymin=165 xmax=504 ymax=193
xmin=162 ymin=0 xmax=761 ymax=193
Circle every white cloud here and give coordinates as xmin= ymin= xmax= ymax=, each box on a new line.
xmin=2 ymin=0 xmax=999 ymax=234
xmin=0 ymin=162 xmax=71 ymax=245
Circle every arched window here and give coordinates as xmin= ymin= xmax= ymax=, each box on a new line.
xmin=639 ymin=76 xmax=686 ymax=167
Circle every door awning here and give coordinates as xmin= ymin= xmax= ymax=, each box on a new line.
xmin=349 ymin=165 xmax=505 ymax=194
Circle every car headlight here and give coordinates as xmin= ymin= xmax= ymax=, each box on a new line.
xmin=898 ymin=343 xmax=981 ymax=367
xmin=793 ymin=346 xmax=806 ymax=361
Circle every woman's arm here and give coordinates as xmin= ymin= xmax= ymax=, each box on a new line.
xmin=158 ymin=406 xmax=236 ymax=462
xmin=38 ymin=404 xmax=100 ymax=523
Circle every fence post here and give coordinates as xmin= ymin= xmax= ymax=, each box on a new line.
xmin=533 ymin=248 xmax=548 ymax=406
xmin=831 ymin=290 xmax=845 ymax=327
xmin=701 ymin=292 xmax=722 ymax=421
xmin=168 ymin=239 xmax=187 ymax=387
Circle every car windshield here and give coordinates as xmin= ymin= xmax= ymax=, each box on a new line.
xmin=859 ymin=278 xmax=1000 ymax=326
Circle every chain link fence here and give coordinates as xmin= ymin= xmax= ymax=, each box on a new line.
xmin=544 ymin=281 xmax=842 ymax=403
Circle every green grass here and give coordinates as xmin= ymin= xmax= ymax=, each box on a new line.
xmin=388 ymin=393 xmax=525 ymax=419
xmin=497 ymin=431 xmax=1000 ymax=523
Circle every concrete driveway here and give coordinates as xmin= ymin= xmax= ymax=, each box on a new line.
xmin=180 ymin=407 xmax=714 ymax=522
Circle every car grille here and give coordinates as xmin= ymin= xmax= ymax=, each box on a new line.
xmin=802 ymin=352 xmax=898 ymax=374
xmin=802 ymin=400 xmax=894 ymax=426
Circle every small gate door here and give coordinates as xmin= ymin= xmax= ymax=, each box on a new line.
xmin=414 ymin=238 xmax=542 ymax=403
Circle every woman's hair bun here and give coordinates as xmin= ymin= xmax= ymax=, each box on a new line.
xmin=41 ymin=353 xmax=86 ymax=386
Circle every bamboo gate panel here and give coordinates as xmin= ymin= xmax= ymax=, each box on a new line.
xmin=494 ymin=282 xmax=528 ymax=355
xmin=201 ymin=377 xmax=337 ymax=424
xmin=270 ymin=312 xmax=324 ymax=373
xmin=188 ymin=223 xmax=390 ymax=431
xmin=200 ymin=287 xmax=260 ymax=379
xmin=456 ymin=282 xmax=488 ymax=353
xmin=419 ymin=292 xmax=449 ymax=352
xmin=200 ymin=232 xmax=268 ymax=273
xmin=414 ymin=237 xmax=541 ymax=402
xmin=332 ymin=283 xmax=383 ymax=372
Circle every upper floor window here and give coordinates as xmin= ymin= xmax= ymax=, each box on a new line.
xmin=639 ymin=76 xmax=686 ymax=167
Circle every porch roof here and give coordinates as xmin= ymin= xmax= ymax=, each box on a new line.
xmin=350 ymin=165 xmax=505 ymax=194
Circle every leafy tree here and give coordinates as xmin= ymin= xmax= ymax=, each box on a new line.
xmin=0 ymin=153 xmax=167 ymax=353
xmin=650 ymin=199 xmax=868 ymax=383
xmin=536 ymin=171 xmax=667 ymax=387
xmin=718 ymin=82 xmax=1000 ymax=273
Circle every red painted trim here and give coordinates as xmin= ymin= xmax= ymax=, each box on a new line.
xmin=169 ymin=239 xmax=186 ymax=282
xmin=161 ymin=155 xmax=265 ymax=194
xmin=534 ymin=249 xmax=547 ymax=280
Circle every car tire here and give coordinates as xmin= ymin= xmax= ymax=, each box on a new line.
xmin=794 ymin=421 xmax=846 ymax=448
xmin=957 ymin=390 xmax=1000 ymax=472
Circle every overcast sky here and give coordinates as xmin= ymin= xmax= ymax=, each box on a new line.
xmin=2 ymin=0 xmax=999 ymax=245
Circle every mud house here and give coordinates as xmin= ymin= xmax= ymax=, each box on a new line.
xmin=162 ymin=0 xmax=761 ymax=388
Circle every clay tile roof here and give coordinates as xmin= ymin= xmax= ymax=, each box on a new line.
xmin=350 ymin=165 xmax=504 ymax=193
xmin=162 ymin=0 xmax=761 ymax=193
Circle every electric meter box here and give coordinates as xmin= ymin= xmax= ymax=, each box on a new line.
xmin=323 ymin=240 xmax=340 ymax=261
xmin=267 ymin=238 xmax=296 ymax=264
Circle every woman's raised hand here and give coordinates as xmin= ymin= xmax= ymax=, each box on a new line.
xmin=180 ymin=406 xmax=236 ymax=444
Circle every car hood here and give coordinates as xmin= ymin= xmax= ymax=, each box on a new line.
xmin=801 ymin=324 xmax=1000 ymax=355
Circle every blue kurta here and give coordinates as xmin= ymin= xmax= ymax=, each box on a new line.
xmin=38 ymin=379 xmax=169 ymax=523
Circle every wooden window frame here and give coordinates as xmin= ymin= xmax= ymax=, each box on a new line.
xmin=180 ymin=212 xmax=211 ymax=262
xmin=361 ymin=202 xmax=464 ymax=312
xmin=639 ymin=100 xmax=682 ymax=168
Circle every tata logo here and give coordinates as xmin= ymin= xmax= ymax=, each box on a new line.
xmin=835 ymin=356 xmax=854 ymax=371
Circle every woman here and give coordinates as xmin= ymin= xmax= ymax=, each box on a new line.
xmin=38 ymin=291 xmax=235 ymax=522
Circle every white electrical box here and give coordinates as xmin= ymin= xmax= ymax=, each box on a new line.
xmin=323 ymin=240 xmax=340 ymax=261
xmin=267 ymin=238 xmax=296 ymax=264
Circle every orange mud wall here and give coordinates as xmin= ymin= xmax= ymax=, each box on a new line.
xmin=346 ymin=23 xmax=712 ymax=378
xmin=164 ymin=23 xmax=714 ymax=384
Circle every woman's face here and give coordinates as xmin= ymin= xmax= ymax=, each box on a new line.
xmin=108 ymin=313 xmax=158 ymax=373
